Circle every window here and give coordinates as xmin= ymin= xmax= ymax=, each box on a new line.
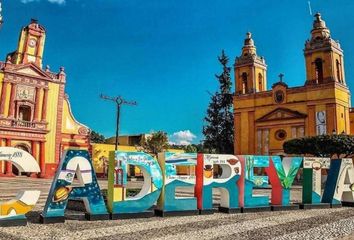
xmin=291 ymin=126 xmax=305 ymax=138
xmin=275 ymin=129 xmax=287 ymax=141
xmin=242 ymin=72 xmax=248 ymax=94
xmin=257 ymin=129 xmax=270 ymax=155
xmin=15 ymin=144 xmax=31 ymax=153
xmin=315 ymin=58 xmax=324 ymax=84
xmin=274 ymin=90 xmax=285 ymax=104
xmin=18 ymin=105 xmax=31 ymax=121
xmin=258 ymin=73 xmax=263 ymax=91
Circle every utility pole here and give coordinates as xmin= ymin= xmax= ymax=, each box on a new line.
xmin=100 ymin=94 xmax=137 ymax=150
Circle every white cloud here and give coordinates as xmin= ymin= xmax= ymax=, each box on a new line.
xmin=169 ymin=130 xmax=197 ymax=146
xmin=48 ymin=0 xmax=65 ymax=4
xmin=21 ymin=0 xmax=66 ymax=5
xmin=21 ymin=0 xmax=37 ymax=3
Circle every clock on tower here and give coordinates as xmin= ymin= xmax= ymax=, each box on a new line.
xmin=9 ymin=19 xmax=46 ymax=68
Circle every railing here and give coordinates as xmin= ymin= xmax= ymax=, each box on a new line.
xmin=11 ymin=119 xmax=36 ymax=128
xmin=350 ymin=108 xmax=354 ymax=113
xmin=0 ymin=118 xmax=47 ymax=131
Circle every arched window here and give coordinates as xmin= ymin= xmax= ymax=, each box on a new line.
xmin=15 ymin=143 xmax=31 ymax=153
xmin=242 ymin=72 xmax=248 ymax=94
xmin=18 ymin=105 xmax=31 ymax=121
xmin=315 ymin=58 xmax=324 ymax=84
xmin=336 ymin=59 xmax=342 ymax=83
xmin=258 ymin=73 xmax=263 ymax=91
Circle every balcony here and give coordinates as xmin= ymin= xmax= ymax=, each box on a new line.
xmin=11 ymin=119 xmax=36 ymax=128
xmin=350 ymin=108 xmax=354 ymax=113
xmin=11 ymin=119 xmax=47 ymax=130
xmin=0 ymin=119 xmax=49 ymax=132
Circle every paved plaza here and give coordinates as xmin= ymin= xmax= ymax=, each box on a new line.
xmin=1 ymin=177 xmax=354 ymax=240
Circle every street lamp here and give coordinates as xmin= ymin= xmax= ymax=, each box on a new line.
xmin=100 ymin=94 xmax=137 ymax=150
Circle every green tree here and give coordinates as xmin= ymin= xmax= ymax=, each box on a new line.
xmin=203 ymin=50 xmax=234 ymax=154
xmin=90 ymin=130 xmax=106 ymax=143
xmin=141 ymin=131 xmax=169 ymax=157
xmin=184 ymin=144 xmax=198 ymax=153
xmin=168 ymin=144 xmax=184 ymax=150
xmin=195 ymin=143 xmax=209 ymax=153
xmin=283 ymin=134 xmax=354 ymax=159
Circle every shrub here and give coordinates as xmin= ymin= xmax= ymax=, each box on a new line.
xmin=283 ymin=134 xmax=354 ymax=159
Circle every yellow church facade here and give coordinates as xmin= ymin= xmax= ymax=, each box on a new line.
xmin=0 ymin=19 xmax=90 ymax=177
xmin=234 ymin=13 xmax=353 ymax=155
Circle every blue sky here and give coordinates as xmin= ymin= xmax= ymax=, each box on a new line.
xmin=1 ymin=0 xmax=354 ymax=145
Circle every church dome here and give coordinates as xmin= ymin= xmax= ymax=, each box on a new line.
xmin=310 ymin=13 xmax=331 ymax=41
xmin=244 ymin=32 xmax=254 ymax=46
xmin=313 ymin=13 xmax=327 ymax=29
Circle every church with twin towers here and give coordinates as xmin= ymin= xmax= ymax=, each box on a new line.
xmin=233 ymin=13 xmax=354 ymax=155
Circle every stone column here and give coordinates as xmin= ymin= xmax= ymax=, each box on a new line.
xmin=31 ymin=141 xmax=37 ymax=160
xmin=31 ymin=141 xmax=38 ymax=178
xmin=39 ymin=141 xmax=46 ymax=178
xmin=5 ymin=139 xmax=14 ymax=177
xmin=8 ymin=83 xmax=16 ymax=118
xmin=0 ymin=81 xmax=9 ymax=116
xmin=33 ymin=87 xmax=41 ymax=121
xmin=41 ymin=88 xmax=48 ymax=122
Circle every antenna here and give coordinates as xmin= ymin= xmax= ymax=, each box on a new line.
xmin=308 ymin=1 xmax=313 ymax=16
xmin=0 ymin=0 xmax=3 ymax=27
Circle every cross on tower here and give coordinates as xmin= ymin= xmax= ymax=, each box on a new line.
xmin=279 ymin=73 xmax=284 ymax=82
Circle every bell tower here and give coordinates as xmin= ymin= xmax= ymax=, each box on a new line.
xmin=9 ymin=19 xmax=46 ymax=68
xmin=304 ymin=13 xmax=345 ymax=85
xmin=234 ymin=32 xmax=267 ymax=95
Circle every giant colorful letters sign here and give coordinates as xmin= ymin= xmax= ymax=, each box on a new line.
xmin=302 ymin=157 xmax=330 ymax=204
xmin=0 ymin=147 xmax=40 ymax=226
xmin=195 ymin=154 xmax=243 ymax=212
xmin=41 ymin=150 xmax=108 ymax=223
xmin=107 ymin=151 xmax=162 ymax=217
xmin=268 ymin=156 xmax=302 ymax=205
xmin=243 ymin=155 xmax=270 ymax=207
xmin=2 ymin=147 xmax=354 ymax=227
xmin=156 ymin=152 xmax=198 ymax=215
xmin=323 ymin=158 xmax=354 ymax=204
